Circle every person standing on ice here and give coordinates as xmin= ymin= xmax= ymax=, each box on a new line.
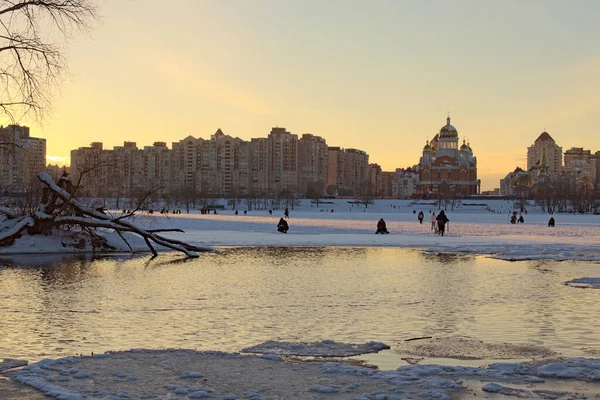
xmin=417 ymin=211 xmax=424 ymax=224
xmin=436 ymin=210 xmax=449 ymax=236
xmin=548 ymin=217 xmax=555 ymax=227
xmin=430 ymin=212 xmax=437 ymax=231
xmin=284 ymin=207 xmax=290 ymax=219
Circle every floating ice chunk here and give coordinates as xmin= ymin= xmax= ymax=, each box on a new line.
xmin=309 ymin=385 xmax=339 ymax=393
xmin=488 ymin=362 xmax=531 ymax=374
xmin=482 ymin=383 xmax=504 ymax=393
xmin=482 ymin=383 xmax=531 ymax=397
xmin=188 ymin=390 xmax=210 ymax=398
xmin=419 ymin=378 xmax=461 ymax=389
xmin=565 ymin=277 xmax=600 ymax=289
xmin=114 ymin=371 xmax=127 ymax=378
xmin=174 ymin=387 xmax=188 ymax=394
xmin=221 ymin=395 xmax=238 ymax=399
xmin=537 ymin=363 xmax=586 ymax=378
xmin=72 ymin=371 xmax=90 ymax=379
xmin=259 ymin=354 xmax=282 ymax=361
xmin=417 ymin=390 xmax=450 ymax=399
xmin=243 ymin=340 xmax=389 ymax=357
xmin=244 ymin=389 xmax=261 ymax=398
xmin=0 ymin=358 xmax=28 ymax=372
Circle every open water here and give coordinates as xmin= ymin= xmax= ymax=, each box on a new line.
xmin=1 ymin=247 xmax=599 ymax=365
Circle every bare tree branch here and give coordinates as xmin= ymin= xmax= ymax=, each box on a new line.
xmin=0 ymin=0 xmax=98 ymax=122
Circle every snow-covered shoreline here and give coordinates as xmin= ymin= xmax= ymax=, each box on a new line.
xmin=3 ymin=198 xmax=600 ymax=261
xmin=5 ymin=347 xmax=600 ymax=399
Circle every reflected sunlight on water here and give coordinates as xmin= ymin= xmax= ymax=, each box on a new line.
xmin=1 ymin=247 xmax=599 ymax=362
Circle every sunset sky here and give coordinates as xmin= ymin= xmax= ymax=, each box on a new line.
xmin=18 ymin=0 xmax=600 ymax=190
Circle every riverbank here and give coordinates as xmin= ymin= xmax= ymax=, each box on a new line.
xmin=2 ymin=199 xmax=600 ymax=261
xmin=4 ymin=348 xmax=600 ymax=399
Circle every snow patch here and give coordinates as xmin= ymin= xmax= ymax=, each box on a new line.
xmin=242 ymin=340 xmax=390 ymax=357
xmin=394 ymin=336 xmax=555 ymax=360
xmin=565 ymin=277 xmax=600 ymax=289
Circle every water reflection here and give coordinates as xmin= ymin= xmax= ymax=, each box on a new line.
xmin=0 ymin=247 xmax=598 ymax=362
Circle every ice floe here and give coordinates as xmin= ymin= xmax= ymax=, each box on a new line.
xmin=565 ymin=277 xmax=600 ymax=289
xmin=241 ymin=340 xmax=390 ymax=357
xmin=7 ymin=349 xmax=600 ymax=399
xmin=394 ymin=336 xmax=556 ymax=360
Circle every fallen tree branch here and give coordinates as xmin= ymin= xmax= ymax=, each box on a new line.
xmin=0 ymin=172 xmax=209 ymax=258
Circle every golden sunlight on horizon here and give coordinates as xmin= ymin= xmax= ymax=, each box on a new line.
xmin=12 ymin=1 xmax=600 ymax=192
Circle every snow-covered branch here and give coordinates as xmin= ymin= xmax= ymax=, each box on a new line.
xmin=0 ymin=172 xmax=208 ymax=258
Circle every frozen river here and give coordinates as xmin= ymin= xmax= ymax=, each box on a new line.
xmin=1 ymin=247 xmax=598 ymax=367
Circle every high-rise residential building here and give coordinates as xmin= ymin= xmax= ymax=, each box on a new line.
xmin=248 ymin=137 xmax=269 ymax=195
xmin=527 ymin=132 xmax=562 ymax=176
xmin=70 ymin=142 xmax=110 ymax=196
xmin=366 ymin=163 xmax=382 ymax=196
xmin=344 ymin=149 xmax=369 ymax=196
xmin=0 ymin=125 xmax=46 ymax=190
xmin=268 ymin=127 xmax=298 ymax=194
xmin=142 ymin=142 xmax=172 ymax=194
xmin=298 ymin=133 xmax=328 ymax=196
xmin=563 ymin=147 xmax=597 ymax=187
xmin=381 ymin=171 xmax=396 ymax=197
xmin=206 ymin=129 xmax=247 ymax=196
xmin=418 ymin=117 xmax=479 ymax=195
xmin=172 ymin=136 xmax=204 ymax=195
xmin=326 ymin=146 xmax=345 ymax=194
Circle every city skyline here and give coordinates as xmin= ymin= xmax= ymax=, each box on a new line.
xmin=10 ymin=0 xmax=600 ymax=191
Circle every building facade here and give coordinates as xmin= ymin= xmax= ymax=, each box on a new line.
xmin=0 ymin=125 xmax=46 ymax=191
xmin=527 ymin=132 xmax=562 ymax=176
xmin=418 ymin=117 xmax=479 ymax=196
xmin=298 ymin=133 xmax=328 ymax=196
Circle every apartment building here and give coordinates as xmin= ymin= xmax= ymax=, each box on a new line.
xmin=344 ymin=148 xmax=369 ymax=196
xmin=249 ymin=137 xmax=269 ymax=195
xmin=326 ymin=146 xmax=345 ymax=194
xmin=366 ymin=163 xmax=382 ymax=196
xmin=563 ymin=147 xmax=598 ymax=184
xmin=0 ymin=125 xmax=46 ymax=190
xmin=67 ymin=126 xmax=378 ymax=199
xmin=527 ymin=132 xmax=562 ymax=176
xmin=298 ymin=133 xmax=328 ymax=196
xmin=268 ymin=127 xmax=298 ymax=194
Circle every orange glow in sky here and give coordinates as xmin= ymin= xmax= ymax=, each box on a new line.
xmin=12 ymin=0 xmax=600 ymax=190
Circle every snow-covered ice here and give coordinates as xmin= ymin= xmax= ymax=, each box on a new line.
xmin=394 ymin=336 xmax=556 ymax=360
xmin=242 ymin=340 xmax=390 ymax=357
xmin=565 ymin=277 xmax=600 ymax=289
xmin=2 ymin=198 xmax=600 ymax=261
xmin=7 ymin=349 xmax=600 ymax=399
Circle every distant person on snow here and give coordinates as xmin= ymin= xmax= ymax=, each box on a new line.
xmin=548 ymin=217 xmax=555 ymax=227
xmin=518 ymin=215 xmax=524 ymax=223
xmin=430 ymin=212 xmax=437 ymax=231
xmin=417 ymin=211 xmax=424 ymax=224
xmin=436 ymin=210 xmax=449 ymax=236
xmin=284 ymin=207 xmax=290 ymax=219
xmin=277 ymin=218 xmax=289 ymax=233
xmin=376 ymin=218 xmax=389 ymax=234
